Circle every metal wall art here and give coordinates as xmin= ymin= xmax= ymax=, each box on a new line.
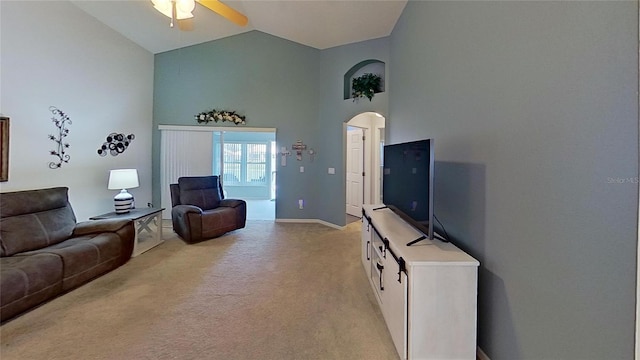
xmin=292 ymin=140 xmax=307 ymax=161
xmin=280 ymin=140 xmax=316 ymax=166
xmin=98 ymin=132 xmax=135 ymax=157
xmin=48 ymin=106 xmax=71 ymax=169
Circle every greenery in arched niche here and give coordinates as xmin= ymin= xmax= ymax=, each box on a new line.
xmin=344 ymin=59 xmax=385 ymax=101
xmin=351 ymin=73 xmax=382 ymax=101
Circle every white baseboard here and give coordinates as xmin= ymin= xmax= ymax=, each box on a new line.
xmin=477 ymin=347 xmax=491 ymax=360
xmin=275 ymin=218 xmax=345 ymax=230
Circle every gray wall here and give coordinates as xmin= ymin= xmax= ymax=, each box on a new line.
xmin=0 ymin=1 xmax=154 ymax=221
xmin=389 ymin=1 xmax=638 ymax=359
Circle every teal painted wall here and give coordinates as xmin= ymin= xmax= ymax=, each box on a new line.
xmin=153 ymin=31 xmax=320 ymax=219
xmin=390 ymin=1 xmax=638 ymax=358
xmin=153 ymin=31 xmax=389 ymax=224
xmin=317 ymin=38 xmax=390 ymax=226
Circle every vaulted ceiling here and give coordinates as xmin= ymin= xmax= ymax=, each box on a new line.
xmin=71 ymin=0 xmax=408 ymax=54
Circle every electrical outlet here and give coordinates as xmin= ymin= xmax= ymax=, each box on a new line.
xmin=298 ymin=199 xmax=304 ymax=209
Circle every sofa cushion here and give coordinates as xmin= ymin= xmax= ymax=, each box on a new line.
xmin=0 ymin=187 xmax=76 ymax=256
xmin=20 ymin=233 xmax=122 ymax=291
xmin=178 ymin=176 xmax=222 ymax=210
xmin=0 ymin=253 xmax=63 ymax=321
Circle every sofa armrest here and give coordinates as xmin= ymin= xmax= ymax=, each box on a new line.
xmin=73 ymin=219 xmax=132 ymax=236
xmin=73 ymin=219 xmax=136 ymax=264
xmin=220 ymin=199 xmax=245 ymax=208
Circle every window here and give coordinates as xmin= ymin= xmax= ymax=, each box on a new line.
xmin=219 ymin=142 xmax=268 ymax=186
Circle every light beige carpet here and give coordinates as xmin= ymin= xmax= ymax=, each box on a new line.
xmin=0 ymin=221 xmax=399 ymax=360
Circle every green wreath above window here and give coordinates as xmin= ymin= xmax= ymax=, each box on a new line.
xmin=351 ymin=73 xmax=382 ymax=102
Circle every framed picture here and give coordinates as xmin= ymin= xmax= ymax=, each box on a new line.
xmin=0 ymin=117 xmax=9 ymax=182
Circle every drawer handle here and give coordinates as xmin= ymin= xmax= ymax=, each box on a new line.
xmin=366 ymin=240 xmax=370 ymax=260
xmin=377 ymin=262 xmax=384 ymax=291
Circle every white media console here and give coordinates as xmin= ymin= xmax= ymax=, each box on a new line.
xmin=361 ymin=205 xmax=479 ymax=360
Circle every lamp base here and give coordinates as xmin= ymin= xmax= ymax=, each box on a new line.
xmin=114 ymin=189 xmax=134 ymax=214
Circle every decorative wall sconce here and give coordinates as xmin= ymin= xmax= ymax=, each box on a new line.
xmin=98 ymin=132 xmax=135 ymax=157
xmin=308 ymin=148 xmax=316 ymax=162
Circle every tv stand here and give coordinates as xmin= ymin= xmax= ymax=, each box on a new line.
xmin=361 ymin=205 xmax=479 ymax=360
xmin=405 ymin=235 xmax=426 ymax=246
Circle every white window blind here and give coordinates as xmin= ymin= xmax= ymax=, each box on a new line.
xmin=160 ymin=129 xmax=213 ymax=219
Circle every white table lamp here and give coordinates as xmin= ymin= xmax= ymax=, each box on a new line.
xmin=108 ymin=169 xmax=139 ymax=214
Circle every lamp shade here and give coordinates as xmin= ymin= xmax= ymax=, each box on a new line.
xmin=108 ymin=169 xmax=139 ymax=190
xmin=108 ymin=169 xmax=139 ymax=214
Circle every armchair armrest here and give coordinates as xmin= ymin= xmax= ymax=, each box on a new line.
xmin=219 ymin=199 xmax=246 ymax=230
xmin=171 ymin=205 xmax=204 ymax=244
xmin=172 ymin=204 xmax=203 ymax=215
xmin=73 ymin=219 xmax=132 ymax=236
xmin=220 ymin=199 xmax=245 ymax=208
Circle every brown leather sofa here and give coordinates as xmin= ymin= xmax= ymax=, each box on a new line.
xmin=0 ymin=187 xmax=135 ymax=322
xmin=170 ymin=176 xmax=246 ymax=243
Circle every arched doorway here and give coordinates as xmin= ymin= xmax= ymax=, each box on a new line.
xmin=344 ymin=112 xmax=386 ymax=222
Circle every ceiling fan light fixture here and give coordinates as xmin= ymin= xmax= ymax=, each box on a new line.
xmin=175 ymin=0 xmax=196 ymax=19
xmin=152 ymin=0 xmax=195 ymax=20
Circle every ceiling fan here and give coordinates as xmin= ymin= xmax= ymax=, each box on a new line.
xmin=151 ymin=0 xmax=248 ymax=29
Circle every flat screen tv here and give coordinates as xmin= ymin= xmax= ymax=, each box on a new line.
xmin=382 ymin=139 xmax=435 ymax=242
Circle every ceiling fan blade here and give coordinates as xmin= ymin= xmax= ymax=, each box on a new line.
xmin=197 ymin=0 xmax=248 ymax=27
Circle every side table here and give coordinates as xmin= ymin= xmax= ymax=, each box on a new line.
xmin=90 ymin=207 xmax=165 ymax=257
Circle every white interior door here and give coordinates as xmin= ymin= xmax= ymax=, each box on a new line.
xmin=346 ymin=127 xmax=364 ymax=217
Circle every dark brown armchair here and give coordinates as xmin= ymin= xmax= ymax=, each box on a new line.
xmin=170 ymin=176 xmax=246 ymax=243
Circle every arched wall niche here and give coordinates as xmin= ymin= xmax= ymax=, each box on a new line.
xmin=343 ymin=59 xmax=386 ymax=100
